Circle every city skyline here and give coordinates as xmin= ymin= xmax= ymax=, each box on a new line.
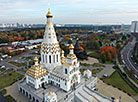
xmin=0 ymin=0 xmax=138 ymax=24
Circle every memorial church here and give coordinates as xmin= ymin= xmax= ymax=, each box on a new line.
xmin=18 ymin=9 xmax=99 ymax=102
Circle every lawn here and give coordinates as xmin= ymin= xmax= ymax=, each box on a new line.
xmin=92 ymin=68 xmax=103 ymax=75
xmin=104 ymin=61 xmax=115 ymax=64
xmin=124 ymin=68 xmax=138 ymax=85
xmin=0 ymin=89 xmax=7 ymax=95
xmin=88 ymin=51 xmax=100 ymax=59
xmin=0 ymin=72 xmax=24 ymax=89
xmin=102 ymin=71 xmax=138 ymax=96
xmin=0 ymin=68 xmax=14 ymax=76
xmin=93 ymin=63 xmax=105 ymax=67
xmin=5 ymin=95 xmax=16 ymax=102
xmin=8 ymin=61 xmax=25 ymax=67
xmin=80 ymin=63 xmax=90 ymax=67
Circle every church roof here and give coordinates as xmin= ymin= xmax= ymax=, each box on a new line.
xmin=74 ymin=39 xmax=81 ymax=50
xmin=26 ymin=57 xmax=48 ymax=79
xmin=26 ymin=65 xmax=48 ymax=79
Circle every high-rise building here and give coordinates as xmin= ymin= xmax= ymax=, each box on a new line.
xmin=130 ymin=21 xmax=138 ymax=33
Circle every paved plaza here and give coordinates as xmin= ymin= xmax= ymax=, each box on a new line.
xmin=96 ymin=80 xmax=136 ymax=102
xmin=80 ymin=57 xmax=99 ymax=64
xmin=6 ymin=82 xmax=30 ymax=102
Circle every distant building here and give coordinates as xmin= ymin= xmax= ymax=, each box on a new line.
xmin=130 ymin=21 xmax=138 ymax=33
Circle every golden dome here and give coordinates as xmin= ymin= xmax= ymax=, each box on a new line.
xmin=69 ymin=44 xmax=74 ymax=50
xmin=49 ymin=91 xmax=53 ymax=95
xmin=61 ymin=50 xmax=64 ymax=54
xmin=46 ymin=10 xmax=53 ymax=17
xmin=34 ymin=57 xmax=38 ymax=62
xmin=86 ymin=69 xmax=89 ymax=71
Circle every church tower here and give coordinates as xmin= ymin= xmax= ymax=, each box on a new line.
xmin=41 ymin=9 xmax=61 ymax=69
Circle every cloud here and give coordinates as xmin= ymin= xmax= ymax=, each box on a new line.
xmin=0 ymin=0 xmax=138 ymax=24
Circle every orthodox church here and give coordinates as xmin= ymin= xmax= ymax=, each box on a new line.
xmin=18 ymin=9 xmax=106 ymax=102
xmin=25 ymin=9 xmax=81 ymax=92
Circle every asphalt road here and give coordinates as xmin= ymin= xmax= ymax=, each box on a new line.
xmin=121 ymin=37 xmax=138 ymax=76
xmin=80 ymin=64 xmax=115 ymax=78
xmin=0 ymin=49 xmax=40 ymax=74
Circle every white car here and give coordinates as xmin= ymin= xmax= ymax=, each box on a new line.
xmin=103 ymin=74 xmax=108 ymax=78
xmin=1 ymin=66 xmax=6 ymax=69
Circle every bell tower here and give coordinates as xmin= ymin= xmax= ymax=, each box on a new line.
xmin=41 ymin=9 xmax=61 ymax=69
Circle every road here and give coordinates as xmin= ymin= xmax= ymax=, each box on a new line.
xmin=80 ymin=64 xmax=115 ymax=78
xmin=121 ymin=36 xmax=138 ymax=76
xmin=0 ymin=49 xmax=40 ymax=76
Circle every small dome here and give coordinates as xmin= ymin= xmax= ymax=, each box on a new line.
xmin=61 ymin=50 xmax=64 ymax=54
xmin=34 ymin=57 xmax=38 ymax=62
xmin=46 ymin=10 xmax=53 ymax=17
xmin=69 ymin=44 xmax=74 ymax=50
xmin=49 ymin=91 xmax=53 ymax=95
xmin=86 ymin=69 xmax=89 ymax=71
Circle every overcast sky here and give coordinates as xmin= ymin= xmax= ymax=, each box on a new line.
xmin=0 ymin=0 xmax=138 ymax=24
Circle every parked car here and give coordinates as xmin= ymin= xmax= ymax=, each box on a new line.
xmin=92 ymin=88 xmax=98 ymax=91
xmin=103 ymin=74 xmax=108 ymax=78
xmin=1 ymin=66 xmax=6 ymax=69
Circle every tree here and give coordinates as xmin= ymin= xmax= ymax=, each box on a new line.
xmin=129 ymin=69 xmax=135 ymax=78
xmin=100 ymin=46 xmax=117 ymax=62
xmin=1 ymin=47 xmax=9 ymax=54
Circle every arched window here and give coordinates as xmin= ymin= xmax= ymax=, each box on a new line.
xmin=53 ymin=55 xmax=55 ymax=63
xmin=29 ymin=94 xmax=31 ymax=99
xmin=26 ymin=92 xmax=28 ymax=97
xmin=20 ymin=88 xmax=22 ymax=92
xmin=33 ymin=97 xmax=35 ymax=102
xmin=45 ymin=55 xmax=47 ymax=63
xmin=49 ymin=55 xmax=51 ymax=63
xmin=65 ymin=69 xmax=67 ymax=74
xmin=74 ymin=62 xmax=76 ymax=65
xmin=57 ymin=54 xmax=58 ymax=62
xmin=43 ymin=55 xmax=44 ymax=63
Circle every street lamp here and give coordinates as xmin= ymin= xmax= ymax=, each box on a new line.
xmin=85 ymin=78 xmax=87 ymax=87
xmin=42 ymin=91 xmax=45 ymax=102
xmin=73 ymin=83 xmax=76 ymax=102
xmin=119 ymin=96 xmax=121 ymax=102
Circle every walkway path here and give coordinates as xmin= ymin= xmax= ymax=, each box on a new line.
xmin=96 ymin=80 xmax=136 ymax=102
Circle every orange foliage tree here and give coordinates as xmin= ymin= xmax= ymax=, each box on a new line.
xmin=100 ymin=46 xmax=117 ymax=62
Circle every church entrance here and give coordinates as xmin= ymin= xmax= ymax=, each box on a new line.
xmin=42 ymin=82 xmax=46 ymax=89
xmin=71 ymin=82 xmax=78 ymax=90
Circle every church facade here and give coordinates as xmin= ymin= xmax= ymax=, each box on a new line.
xmin=18 ymin=9 xmax=101 ymax=102
xmin=25 ymin=9 xmax=81 ymax=92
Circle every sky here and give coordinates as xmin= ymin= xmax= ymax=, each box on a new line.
xmin=0 ymin=0 xmax=138 ymax=24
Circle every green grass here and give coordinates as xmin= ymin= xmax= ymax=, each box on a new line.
xmin=0 ymin=72 xmax=24 ymax=89
xmin=123 ymin=68 xmax=138 ymax=85
xmin=80 ymin=63 xmax=90 ymax=67
xmin=92 ymin=68 xmax=103 ymax=75
xmin=0 ymin=68 xmax=5 ymax=72
xmin=0 ymin=68 xmax=14 ymax=76
xmin=93 ymin=63 xmax=105 ymax=67
xmin=0 ymin=89 xmax=7 ymax=95
xmin=21 ymin=56 xmax=32 ymax=60
xmin=80 ymin=69 xmax=86 ymax=73
xmin=104 ymin=61 xmax=115 ymax=64
xmin=102 ymin=71 xmax=138 ymax=96
xmin=5 ymin=95 xmax=16 ymax=102
xmin=88 ymin=51 xmax=100 ymax=59
xmin=8 ymin=61 xmax=25 ymax=67
xmin=20 ymin=69 xmax=27 ymax=73
xmin=32 ymin=52 xmax=40 ymax=55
